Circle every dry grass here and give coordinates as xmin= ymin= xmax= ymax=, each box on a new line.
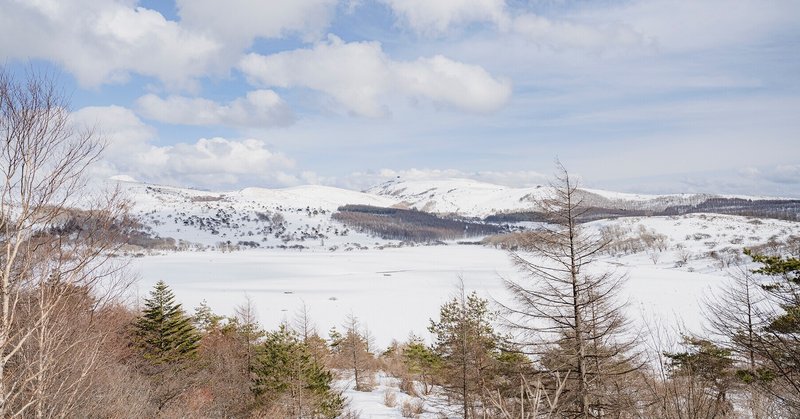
xmin=383 ymin=390 xmax=398 ymax=408
xmin=400 ymin=399 xmax=424 ymax=418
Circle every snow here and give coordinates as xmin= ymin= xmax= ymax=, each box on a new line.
xmin=113 ymin=179 xmax=800 ymax=417
xmin=109 ymin=174 xmax=139 ymax=182
xmin=367 ymin=178 xmax=791 ymax=218
xmin=581 ymin=187 xmax=686 ymax=202
xmin=338 ymin=372 xmax=444 ymax=418
xmin=133 ymin=244 xmax=739 ymax=350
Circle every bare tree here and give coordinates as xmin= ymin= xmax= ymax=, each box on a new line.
xmin=234 ymin=294 xmax=262 ymax=379
xmin=500 ymin=163 xmax=640 ymax=418
xmin=331 ymin=314 xmax=374 ymax=391
xmin=705 ymin=264 xmax=766 ymax=372
xmin=0 ymin=69 xmax=132 ymax=417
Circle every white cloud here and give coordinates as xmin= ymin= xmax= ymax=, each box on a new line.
xmin=142 ymin=137 xmax=297 ymax=188
xmin=71 ymin=105 xmax=156 ymax=159
xmin=765 ymin=165 xmax=800 ymax=185
xmin=0 ymin=0 xmax=221 ymax=88
xmin=573 ymin=0 xmax=800 ymax=53
xmin=511 ymin=14 xmax=648 ymax=50
xmin=176 ymin=0 xmax=336 ymax=44
xmin=136 ymin=90 xmax=294 ymax=128
xmin=71 ymin=106 xmax=301 ymax=188
xmin=239 ymin=35 xmax=511 ymax=116
xmin=333 ymin=168 xmax=548 ymax=190
xmin=380 ymin=0 xmax=508 ymax=35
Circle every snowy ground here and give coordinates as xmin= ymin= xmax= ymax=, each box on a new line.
xmin=338 ymin=372 xmax=446 ymax=418
xmin=128 ymin=210 xmax=800 ymax=418
xmin=132 ymin=244 xmax=728 ymax=349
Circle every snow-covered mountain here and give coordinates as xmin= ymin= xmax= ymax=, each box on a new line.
xmin=116 ymin=178 xmax=800 ymax=254
xmin=366 ymin=178 xmax=781 ymax=218
xmin=121 ymin=180 xmax=403 ymax=252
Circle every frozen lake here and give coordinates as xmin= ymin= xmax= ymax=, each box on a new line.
xmin=133 ymin=245 xmax=723 ymax=348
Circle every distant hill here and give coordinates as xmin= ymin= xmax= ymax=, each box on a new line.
xmin=112 ymin=178 xmax=800 ymax=252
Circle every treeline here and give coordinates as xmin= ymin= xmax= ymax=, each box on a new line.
xmin=484 ymin=207 xmax=649 ymax=224
xmin=6 ymin=249 xmax=799 ymax=418
xmin=333 ymin=205 xmax=502 ymax=242
xmin=485 ymin=197 xmax=800 ymax=224
xmin=662 ymin=197 xmax=800 ymax=221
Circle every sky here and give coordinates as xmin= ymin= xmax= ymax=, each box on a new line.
xmin=1 ymin=0 xmax=799 ymax=196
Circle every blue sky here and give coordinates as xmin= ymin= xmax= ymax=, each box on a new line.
xmin=2 ymin=0 xmax=799 ymax=196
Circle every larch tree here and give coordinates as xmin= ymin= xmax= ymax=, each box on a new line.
xmin=703 ymin=262 xmax=774 ymax=417
xmin=501 ymin=163 xmax=640 ymax=418
xmin=330 ymin=314 xmax=374 ymax=391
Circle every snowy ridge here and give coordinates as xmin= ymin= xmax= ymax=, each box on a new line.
xmin=120 ymin=181 xmax=404 ymax=251
xmin=368 ymin=178 xmax=795 ymax=218
xmin=116 ymin=178 xmax=799 ymax=251
xmin=368 ymin=178 xmax=701 ymax=217
xmin=236 ymin=185 xmax=398 ymax=211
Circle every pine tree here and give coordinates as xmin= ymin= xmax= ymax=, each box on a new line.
xmin=192 ymin=299 xmax=223 ymax=334
xmin=739 ymin=250 xmax=800 ymax=412
xmin=663 ymin=337 xmax=736 ymax=417
xmin=253 ymin=325 xmax=344 ymax=418
xmin=403 ymin=335 xmax=441 ymax=395
xmin=134 ymin=280 xmax=200 ymax=364
xmin=429 ymin=287 xmax=499 ymax=418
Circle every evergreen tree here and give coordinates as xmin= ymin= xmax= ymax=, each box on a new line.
xmin=429 ymin=288 xmax=499 ymax=418
xmin=192 ymin=299 xmax=223 ymax=334
xmin=743 ymin=250 xmax=800 ymax=412
xmin=663 ymin=337 xmax=736 ymax=417
xmin=253 ymin=325 xmax=344 ymax=418
xmin=403 ymin=335 xmax=442 ymax=395
xmin=134 ymin=280 xmax=201 ymax=364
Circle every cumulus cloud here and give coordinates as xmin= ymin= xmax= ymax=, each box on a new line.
xmin=71 ymin=106 xmax=301 ymax=188
xmin=176 ymin=0 xmax=336 ymax=44
xmin=380 ymin=0 xmax=508 ymax=35
xmin=71 ymin=105 xmax=156 ymax=159
xmin=239 ymin=35 xmax=511 ymax=116
xmin=141 ymin=137 xmax=297 ymax=188
xmin=136 ymin=90 xmax=294 ymax=128
xmin=0 ymin=0 xmax=221 ymax=88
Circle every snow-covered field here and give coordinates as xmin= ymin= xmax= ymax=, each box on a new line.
xmin=133 ymin=244 xmax=729 ymax=349
xmin=118 ymin=178 xmax=800 ymax=417
xmin=131 ymin=242 xmax=759 ymax=417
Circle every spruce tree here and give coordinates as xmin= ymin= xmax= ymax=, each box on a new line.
xmin=134 ymin=280 xmax=200 ymax=364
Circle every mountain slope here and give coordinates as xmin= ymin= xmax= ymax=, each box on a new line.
xmin=368 ymin=178 xmax=798 ymax=219
xmin=116 ymin=178 xmax=800 ymax=252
